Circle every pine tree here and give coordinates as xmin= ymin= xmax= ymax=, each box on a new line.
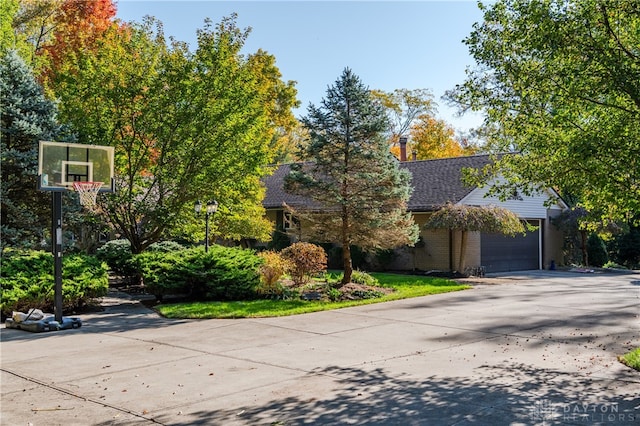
xmin=1 ymin=50 xmax=60 ymax=249
xmin=285 ymin=68 xmax=419 ymax=285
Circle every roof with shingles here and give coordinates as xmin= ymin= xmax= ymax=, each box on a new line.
xmin=262 ymin=154 xmax=494 ymax=212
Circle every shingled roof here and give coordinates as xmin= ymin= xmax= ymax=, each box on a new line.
xmin=262 ymin=154 xmax=494 ymax=212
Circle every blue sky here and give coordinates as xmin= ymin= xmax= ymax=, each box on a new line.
xmin=115 ymin=1 xmax=485 ymax=134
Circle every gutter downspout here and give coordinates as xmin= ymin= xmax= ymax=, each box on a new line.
xmin=449 ymin=228 xmax=453 ymax=272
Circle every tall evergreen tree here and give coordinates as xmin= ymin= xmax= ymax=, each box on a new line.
xmin=286 ymin=68 xmax=419 ymax=285
xmin=0 ymin=50 xmax=60 ymax=249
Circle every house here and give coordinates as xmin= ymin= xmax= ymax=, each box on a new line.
xmin=262 ymin=152 xmax=568 ymax=273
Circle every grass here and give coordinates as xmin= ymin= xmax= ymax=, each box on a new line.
xmin=155 ymin=272 xmax=469 ymax=319
xmin=619 ymin=347 xmax=640 ymax=371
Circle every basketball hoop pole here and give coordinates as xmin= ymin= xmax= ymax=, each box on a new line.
xmin=51 ymin=192 xmax=64 ymax=322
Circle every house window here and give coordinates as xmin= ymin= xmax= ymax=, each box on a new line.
xmin=283 ymin=212 xmax=299 ymax=230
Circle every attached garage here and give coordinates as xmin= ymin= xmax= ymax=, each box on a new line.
xmin=481 ymin=220 xmax=541 ymax=273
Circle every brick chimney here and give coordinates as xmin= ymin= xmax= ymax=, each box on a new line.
xmin=399 ymin=136 xmax=408 ymax=162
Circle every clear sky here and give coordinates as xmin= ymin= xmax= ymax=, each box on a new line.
xmin=115 ymin=1 xmax=485 ymax=134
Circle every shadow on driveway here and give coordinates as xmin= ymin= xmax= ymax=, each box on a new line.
xmin=134 ymin=364 xmax=640 ymax=426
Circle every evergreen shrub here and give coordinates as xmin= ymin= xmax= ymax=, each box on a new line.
xmin=0 ymin=249 xmax=108 ymax=317
xmin=96 ymin=239 xmax=136 ymax=276
xmin=148 ymin=241 xmax=186 ymax=252
xmin=610 ymin=227 xmax=640 ymax=268
xmin=135 ymin=246 xmax=263 ymax=301
xmin=586 ymin=233 xmax=608 ymax=267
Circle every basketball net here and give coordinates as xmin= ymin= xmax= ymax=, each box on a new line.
xmin=73 ymin=181 xmax=103 ymax=210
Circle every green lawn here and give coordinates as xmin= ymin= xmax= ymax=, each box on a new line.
xmin=155 ymin=272 xmax=469 ymax=319
xmin=619 ymin=347 xmax=640 ymax=371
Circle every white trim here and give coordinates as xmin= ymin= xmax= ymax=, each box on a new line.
xmin=283 ymin=211 xmax=298 ymax=230
xmin=61 ymin=161 xmax=93 ymax=186
xmin=537 ymin=219 xmax=543 ymax=270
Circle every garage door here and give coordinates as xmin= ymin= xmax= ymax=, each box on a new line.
xmin=481 ymin=222 xmax=540 ymax=272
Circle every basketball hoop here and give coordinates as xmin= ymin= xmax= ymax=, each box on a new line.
xmin=73 ymin=181 xmax=103 ymax=210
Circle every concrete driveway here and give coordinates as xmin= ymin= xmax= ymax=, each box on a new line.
xmin=1 ymin=270 xmax=639 ymax=425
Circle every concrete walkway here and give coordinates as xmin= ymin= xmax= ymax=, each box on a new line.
xmin=1 ymin=270 xmax=639 ymax=425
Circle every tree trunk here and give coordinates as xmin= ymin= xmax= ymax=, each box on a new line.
xmin=457 ymin=230 xmax=468 ymax=273
xmin=580 ymin=230 xmax=588 ymax=266
xmin=341 ymin=205 xmax=352 ymax=285
xmin=342 ymin=243 xmax=353 ymax=285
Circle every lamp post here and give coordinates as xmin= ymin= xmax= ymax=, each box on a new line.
xmin=195 ymin=200 xmax=218 ymax=252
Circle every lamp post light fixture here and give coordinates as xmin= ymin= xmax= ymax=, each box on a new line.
xmin=195 ymin=199 xmax=218 ymax=252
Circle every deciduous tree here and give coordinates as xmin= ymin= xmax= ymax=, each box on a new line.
xmin=0 ymin=0 xmax=62 ymax=66
xmin=424 ymin=203 xmax=526 ymax=272
xmin=286 ymin=68 xmax=419 ymax=285
xmin=49 ymin=15 xmax=298 ymax=252
xmin=372 ymin=88 xmax=434 ymax=156
xmin=39 ymin=0 xmax=117 ymax=85
xmin=447 ymin=0 xmax=640 ymax=226
xmin=410 ymin=114 xmax=467 ymax=159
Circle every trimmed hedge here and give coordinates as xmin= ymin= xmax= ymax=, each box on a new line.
xmin=0 ymin=249 xmax=109 ymax=317
xmin=95 ymin=239 xmax=136 ymax=276
xmin=135 ymin=246 xmax=263 ymax=301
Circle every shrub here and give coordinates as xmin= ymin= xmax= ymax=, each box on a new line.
xmin=135 ymin=246 xmax=263 ymax=301
xmin=327 ymin=287 xmax=341 ymax=302
xmin=349 ymin=270 xmax=379 ymax=286
xmin=280 ymin=242 xmax=327 ymax=286
xmin=95 ymin=239 xmax=136 ymax=276
xmin=0 ymin=249 xmax=108 ymax=317
xmin=134 ymin=250 xmax=188 ymax=300
xmin=603 ymin=261 xmax=627 ymax=270
xmin=147 ymin=240 xmax=186 ymax=252
xmin=266 ymin=225 xmax=291 ymax=251
xmin=610 ymin=227 xmax=640 ymax=268
xmin=586 ymin=233 xmax=608 ymax=267
xmin=257 ymin=251 xmax=291 ymax=295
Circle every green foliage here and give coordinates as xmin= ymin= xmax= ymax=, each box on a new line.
xmin=0 ymin=50 xmax=61 ymax=251
xmin=48 ymin=15 xmax=297 ymax=253
xmin=619 ymin=347 xmax=640 ymax=372
xmin=602 ymin=261 xmax=626 ymax=270
xmin=285 ymin=68 xmax=419 ymax=284
xmin=0 ymin=0 xmax=36 ymax=63
xmin=425 ymin=203 xmax=525 ymax=235
xmin=147 ymin=240 xmax=186 ymax=252
xmin=447 ymin=0 xmax=640 ymax=226
xmin=95 ymin=239 xmax=136 ymax=276
xmin=0 ymin=250 xmax=108 ymax=317
xmin=135 ymin=246 xmax=263 ymax=301
xmin=280 ymin=242 xmax=328 ymax=287
xmin=609 ymin=227 xmax=640 ymax=268
xmin=327 ymin=287 xmax=341 ymax=302
xmin=586 ymin=233 xmax=608 ymax=267
xmin=348 ymin=270 xmax=379 ymax=286
xmin=266 ymin=225 xmax=291 ymax=251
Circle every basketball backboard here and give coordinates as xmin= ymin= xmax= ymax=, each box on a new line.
xmin=38 ymin=141 xmax=115 ymax=192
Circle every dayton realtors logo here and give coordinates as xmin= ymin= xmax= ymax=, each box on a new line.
xmin=531 ymin=400 xmax=638 ymax=423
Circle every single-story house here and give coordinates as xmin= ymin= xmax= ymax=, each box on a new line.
xmin=262 ymin=152 xmax=568 ymax=273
